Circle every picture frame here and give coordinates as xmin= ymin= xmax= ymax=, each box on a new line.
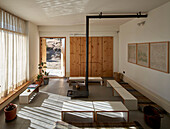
xmin=137 ymin=43 xmax=149 ymax=67
xmin=128 ymin=44 xmax=137 ymax=64
xmin=150 ymin=42 xmax=169 ymax=73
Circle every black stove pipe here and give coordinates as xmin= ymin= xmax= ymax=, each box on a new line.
xmin=85 ymin=13 xmax=147 ymax=95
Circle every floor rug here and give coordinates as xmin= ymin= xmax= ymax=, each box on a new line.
xmin=54 ymin=121 xmax=144 ymax=129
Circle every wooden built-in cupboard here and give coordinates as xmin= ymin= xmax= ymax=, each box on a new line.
xmin=70 ymin=37 xmax=113 ymax=77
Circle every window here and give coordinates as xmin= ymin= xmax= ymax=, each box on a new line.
xmin=0 ymin=9 xmax=27 ymax=98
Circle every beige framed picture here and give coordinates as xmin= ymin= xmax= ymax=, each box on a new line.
xmin=128 ymin=44 xmax=137 ymax=64
xmin=137 ymin=43 xmax=149 ymax=67
xmin=150 ymin=42 xmax=169 ymax=73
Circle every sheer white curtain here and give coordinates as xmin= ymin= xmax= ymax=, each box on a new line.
xmin=0 ymin=9 xmax=27 ymax=98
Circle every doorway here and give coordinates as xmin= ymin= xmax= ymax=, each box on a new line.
xmin=40 ymin=37 xmax=66 ymax=77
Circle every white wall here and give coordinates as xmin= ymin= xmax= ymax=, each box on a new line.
xmin=39 ymin=24 xmax=119 ymax=76
xmin=27 ymin=22 xmax=40 ymax=80
xmin=119 ymin=2 xmax=170 ymax=111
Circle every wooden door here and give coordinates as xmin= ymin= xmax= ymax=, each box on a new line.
xmin=91 ymin=37 xmax=103 ymax=76
xmin=41 ymin=38 xmax=46 ymax=63
xmin=70 ymin=37 xmax=81 ymax=76
xmin=103 ymin=37 xmax=113 ymax=77
xmin=61 ymin=38 xmax=66 ymax=76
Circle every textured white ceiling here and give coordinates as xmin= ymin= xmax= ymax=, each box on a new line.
xmin=0 ymin=0 xmax=169 ymax=26
xmin=36 ymin=0 xmax=89 ymax=17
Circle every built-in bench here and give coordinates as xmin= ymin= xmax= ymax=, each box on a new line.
xmin=69 ymin=77 xmax=103 ymax=86
xmin=88 ymin=77 xmax=103 ymax=85
xmin=19 ymin=84 xmax=39 ymax=104
xmin=107 ymin=80 xmax=137 ymax=110
xmin=107 ymin=80 xmax=122 ymax=88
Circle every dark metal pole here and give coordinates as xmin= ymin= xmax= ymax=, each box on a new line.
xmin=85 ymin=13 xmax=147 ymax=96
xmin=85 ymin=16 xmax=89 ymax=92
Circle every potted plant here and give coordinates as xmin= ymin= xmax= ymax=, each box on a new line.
xmin=35 ymin=62 xmax=45 ymax=85
xmin=4 ymin=103 xmax=17 ymax=121
xmin=38 ymin=62 xmax=44 ymax=81
xmin=43 ymin=71 xmax=50 ymax=85
xmin=36 ymin=62 xmax=50 ymax=85
xmin=35 ymin=74 xmax=43 ymax=86
xmin=41 ymin=62 xmax=50 ymax=85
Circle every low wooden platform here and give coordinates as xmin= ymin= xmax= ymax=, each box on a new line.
xmin=93 ymin=101 xmax=129 ymax=122
xmin=61 ymin=101 xmax=95 ymax=122
xmin=61 ymin=101 xmax=129 ymax=123
xmin=69 ymin=77 xmax=103 ymax=86
xmin=107 ymin=80 xmax=137 ymax=110
xmin=69 ymin=77 xmax=85 ymax=82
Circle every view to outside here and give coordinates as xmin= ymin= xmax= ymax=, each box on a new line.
xmin=46 ymin=38 xmax=64 ymax=77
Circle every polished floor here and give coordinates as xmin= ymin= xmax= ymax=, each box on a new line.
xmin=0 ymin=78 xmax=170 ymax=129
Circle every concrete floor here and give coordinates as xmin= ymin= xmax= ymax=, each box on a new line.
xmin=0 ymin=78 xmax=170 ymax=129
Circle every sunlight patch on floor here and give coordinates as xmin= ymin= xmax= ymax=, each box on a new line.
xmin=17 ymin=91 xmax=71 ymax=128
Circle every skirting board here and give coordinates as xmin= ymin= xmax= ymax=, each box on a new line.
xmin=123 ymin=76 xmax=170 ymax=113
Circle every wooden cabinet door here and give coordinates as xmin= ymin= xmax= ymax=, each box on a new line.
xmin=70 ymin=37 xmax=113 ymax=77
xmin=91 ymin=62 xmax=102 ymax=77
xmin=91 ymin=37 xmax=103 ymax=77
xmin=80 ymin=37 xmax=92 ymax=76
xmin=103 ymin=37 xmax=113 ymax=77
xmin=80 ymin=37 xmax=86 ymax=63
xmin=70 ymin=37 xmax=81 ymax=76
xmin=80 ymin=62 xmax=92 ymax=77
xmin=80 ymin=37 xmax=86 ymax=76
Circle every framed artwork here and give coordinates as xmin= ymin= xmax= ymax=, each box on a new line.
xmin=128 ymin=44 xmax=137 ymax=64
xmin=137 ymin=43 xmax=149 ymax=67
xmin=150 ymin=42 xmax=169 ymax=73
